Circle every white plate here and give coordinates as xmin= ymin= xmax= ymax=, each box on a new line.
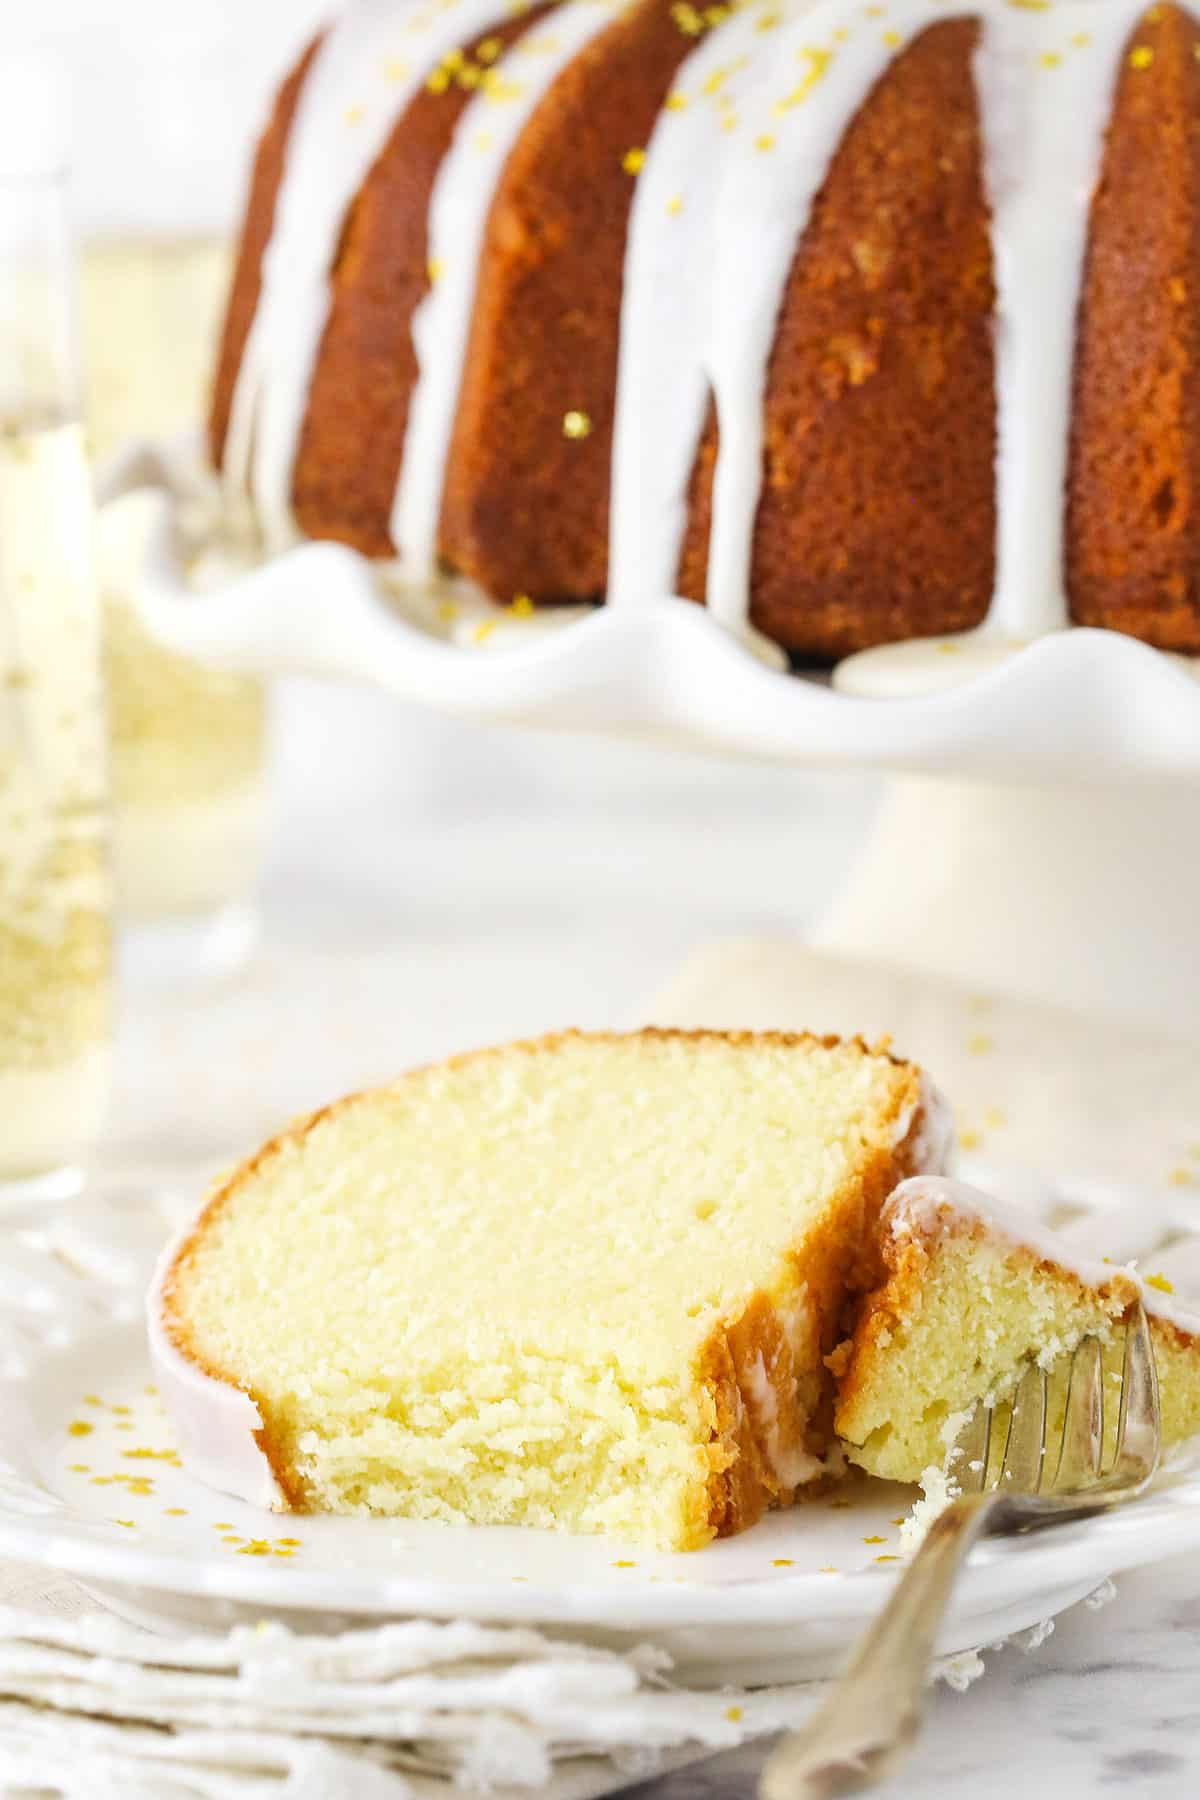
xmin=6 ymin=1183 xmax=1200 ymax=1687
xmin=100 ymin=436 xmax=1200 ymax=786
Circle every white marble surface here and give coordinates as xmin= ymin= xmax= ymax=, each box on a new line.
xmin=9 ymin=678 xmax=1199 ymax=1795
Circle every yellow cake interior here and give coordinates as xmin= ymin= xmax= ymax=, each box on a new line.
xmin=162 ymin=1030 xmax=925 ymax=1550
xmin=835 ymin=1185 xmax=1200 ymax=1490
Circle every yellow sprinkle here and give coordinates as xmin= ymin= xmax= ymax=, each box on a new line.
xmin=720 ymin=115 xmax=738 ymax=132
xmin=891 ymin=1517 xmax=907 ymax=1526
xmin=819 ymin=1564 xmax=838 ymax=1573
xmin=665 ymin=90 xmax=689 ymax=110
xmin=704 ymin=4 xmax=730 ymax=22
xmin=670 ymin=1 xmax=705 ymax=36
xmin=384 ymin=58 xmax=409 ymax=81
xmin=983 ymin=1107 xmax=1007 ymax=1130
xmin=91 ymin=1477 xmax=113 ymax=1487
xmin=966 ymin=1033 xmax=994 ymax=1055
xmin=83 ymin=1395 xmax=103 ymax=1408
xmin=222 ymin=1535 xmax=244 ymax=1546
xmin=427 ymin=255 xmax=444 ymax=283
xmin=426 ymin=67 xmax=451 ymax=93
xmin=113 ymin=1519 xmax=136 ymax=1529
xmin=67 ymin=1422 xmax=93 ymax=1438
xmin=563 ymin=409 xmax=592 ymax=440
xmin=1146 ymin=1272 xmax=1175 ymax=1294
xmin=754 ymin=132 xmax=775 ymax=151
xmin=882 ymin=29 xmax=901 ymax=46
xmin=276 ymin=1537 xmax=303 ymax=1547
xmin=164 ymin=1508 xmax=188 ymax=1517
xmin=213 ymin=1522 xmax=235 ymax=1531
xmin=238 ymin=1540 xmax=274 ymax=1558
xmin=666 ymin=193 xmax=684 ymax=215
xmin=1006 ymin=0 xmax=1050 ymax=9
xmin=863 ymin=1535 xmax=887 ymax=1545
xmin=123 ymin=1448 xmax=182 ymax=1463
xmin=1148 ymin=3 xmax=1165 ymax=18
xmin=457 ymin=64 xmax=482 ymax=89
xmin=622 ymin=147 xmax=646 ymax=174
xmin=772 ymin=1557 xmax=794 ymax=1567
xmin=442 ymin=46 xmax=465 ymax=69
xmin=511 ymin=593 xmax=535 ymax=617
xmin=703 ymin=66 xmax=731 ymax=94
xmin=511 ymin=1575 xmax=529 ymax=1582
xmin=875 ymin=1554 xmax=901 ymax=1563
xmin=1071 ymin=31 xmax=1091 ymax=47
xmin=1169 ymin=1167 xmax=1195 ymax=1188
xmin=436 ymin=598 xmax=460 ymax=622
xmin=1039 ymin=51 xmax=1061 ymax=68
xmin=776 ymin=45 xmax=833 ymax=112
xmin=68 ymin=1464 xmax=89 ymax=1474
xmin=756 ymin=8 xmax=782 ymax=28
xmin=274 ymin=1547 xmax=296 ymax=1559
xmin=116 ymin=1423 xmax=134 ymax=1433
xmin=143 ymin=1386 xmax=158 ymax=1398
xmin=863 ymin=4 xmax=885 ymax=16
xmin=476 ymin=35 xmax=503 ymax=61
xmin=834 ymin=27 xmax=850 ymax=42
xmin=345 ymin=103 xmax=367 ymax=125
xmin=613 ymin=1559 xmax=637 ymax=1568
xmin=1129 ymin=44 xmax=1154 ymax=69
xmin=725 ymin=1705 xmax=744 ymax=1722
xmin=958 ymin=1127 xmax=982 ymax=1151
xmin=473 ymin=620 xmax=498 ymax=644
xmin=110 ymin=1406 xmax=132 ymax=1417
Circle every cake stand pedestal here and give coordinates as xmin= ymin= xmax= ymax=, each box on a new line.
xmin=811 ymin=775 xmax=1200 ymax=1037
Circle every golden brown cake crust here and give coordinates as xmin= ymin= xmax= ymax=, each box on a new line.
xmin=209 ymin=36 xmax=322 ymax=474
xmin=437 ymin=0 xmax=698 ymax=604
xmin=678 ymin=19 xmax=996 ymax=658
xmin=1067 ymin=4 xmax=1200 ymax=649
xmin=291 ymin=8 xmax=556 ymax=556
xmin=830 ymin=1205 xmax=1140 ymax=1451
xmin=160 ymin=1028 xmax=935 ymax=1542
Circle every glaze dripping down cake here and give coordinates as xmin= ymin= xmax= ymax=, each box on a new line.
xmin=212 ymin=0 xmax=1200 ymax=658
xmin=150 ymin=1029 xmax=945 ymax=1551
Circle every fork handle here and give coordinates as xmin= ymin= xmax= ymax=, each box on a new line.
xmin=760 ymin=1492 xmax=1000 ymax=1800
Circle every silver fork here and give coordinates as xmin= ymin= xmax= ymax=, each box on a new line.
xmin=761 ymin=1301 xmax=1161 ymax=1800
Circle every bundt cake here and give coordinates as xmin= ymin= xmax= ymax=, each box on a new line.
xmin=210 ymin=0 xmax=1200 ymax=660
xmin=149 ymin=1028 xmax=947 ymax=1550
xmin=834 ymin=1176 xmax=1200 ymax=1498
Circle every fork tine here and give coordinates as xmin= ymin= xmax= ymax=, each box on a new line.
xmin=1053 ymin=1335 xmax=1104 ymax=1492
xmin=949 ymin=1401 xmax=991 ymax=1496
xmin=998 ymin=1363 xmax=1047 ymax=1493
xmin=1112 ymin=1302 xmax=1161 ymax=1485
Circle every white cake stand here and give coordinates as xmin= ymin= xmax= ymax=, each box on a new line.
xmin=104 ymin=439 xmax=1200 ymax=1040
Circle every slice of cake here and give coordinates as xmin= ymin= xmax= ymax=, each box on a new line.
xmin=150 ymin=1029 xmax=947 ymax=1550
xmin=834 ymin=1177 xmax=1200 ymax=1505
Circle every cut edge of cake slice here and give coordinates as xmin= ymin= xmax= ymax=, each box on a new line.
xmin=148 ymin=1028 xmax=951 ymax=1551
xmin=832 ymin=1176 xmax=1200 ymax=1545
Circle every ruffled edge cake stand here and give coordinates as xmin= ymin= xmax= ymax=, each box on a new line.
xmin=103 ymin=436 xmax=1200 ymax=1039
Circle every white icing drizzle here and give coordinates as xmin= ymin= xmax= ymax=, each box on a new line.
xmin=146 ymin=1228 xmax=285 ymax=1510
xmin=974 ymin=0 xmax=1136 ymax=641
xmin=888 ymin=1175 xmax=1200 ymax=1340
xmin=608 ymin=0 xmax=805 ymax=608
xmin=228 ymin=0 xmax=1166 ymax=661
xmin=702 ymin=0 xmax=1149 ymax=645
xmin=225 ymin=0 xmax=519 ymax=554
xmin=394 ymin=3 xmax=619 ymax=576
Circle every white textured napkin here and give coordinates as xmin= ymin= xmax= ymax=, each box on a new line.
xmin=0 ymin=1597 xmax=1003 ymax=1799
